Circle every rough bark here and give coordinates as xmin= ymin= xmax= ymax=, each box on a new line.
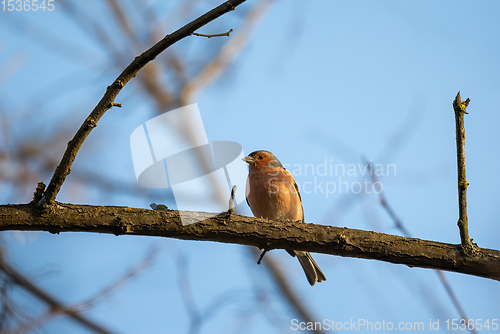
xmin=453 ymin=92 xmax=472 ymax=247
xmin=1 ymin=203 xmax=499 ymax=281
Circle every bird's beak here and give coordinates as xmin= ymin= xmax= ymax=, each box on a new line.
xmin=242 ymin=156 xmax=255 ymax=164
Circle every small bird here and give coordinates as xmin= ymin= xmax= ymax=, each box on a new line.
xmin=243 ymin=150 xmax=326 ymax=286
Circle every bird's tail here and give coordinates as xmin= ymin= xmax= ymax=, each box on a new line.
xmin=294 ymin=251 xmax=326 ymax=286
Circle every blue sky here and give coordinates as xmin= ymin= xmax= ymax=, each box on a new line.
xmin=1 ymin=1 xmax=499 ymax=333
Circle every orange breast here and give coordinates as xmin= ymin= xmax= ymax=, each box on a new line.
xmin=246 ymin=167 xmax=303 ymax=222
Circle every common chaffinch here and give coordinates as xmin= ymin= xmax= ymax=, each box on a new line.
xmin=243 ymin=150 xmax=326 ymax=286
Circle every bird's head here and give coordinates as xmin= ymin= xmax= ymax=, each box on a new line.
xmin=242 ymin=150 xmax=283 ymax=169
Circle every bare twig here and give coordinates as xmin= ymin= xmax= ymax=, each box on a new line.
xmin=171 ymin=244 xmax=250 ymax=334
xmin=0 ymin=256 xmax=112 ymax=334
xmin=192 ymin=29 xmax=233 ymax=38
xmin=42 ymin=0 xmax=248 ymax=205
xmin=253 ymin=248 xmax=327 ymax=334
xmin=256 ymin=249 xmax=268 ymax=265
xmin=105 ymin=0 xmax=138 ymax=43
xmin=228 ymin=185 xmax=237 ymax=214
xmin=77 ymin=248 xmax=157 ymax=309
xmin=435 ymin=270 xmax=477 ymax=334
xmin=180 ymin=0 xmax=272 ymax=104
xmin=174 ymin=250 xmax=202 ymax=334
xmin=453 ymin=91 xmax=472 ymax=247
xmin=2 ymin=248 xmax=155 ymax=334
xmin=366 ymin=161 xmax=477 ymax=334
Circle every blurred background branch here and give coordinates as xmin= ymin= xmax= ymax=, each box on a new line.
xmin=0 ymin=252 xmax=112 ymax=334
xmin=1 ymin=0 xmax=499 ymax=333
xmin=0 ymin=0 xmax=330 ymax=332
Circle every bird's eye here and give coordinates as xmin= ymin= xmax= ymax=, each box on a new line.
xmin=258 ymin=155 xmax=264 ymax=160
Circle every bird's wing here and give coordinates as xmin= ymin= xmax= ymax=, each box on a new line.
xmin=283 ymin=168 xmax=305 ymax=223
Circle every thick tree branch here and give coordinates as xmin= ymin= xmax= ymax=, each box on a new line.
xmin=1 ymin=203 xmax=499 ymax=282
xmin=42 ymin=0 xmax=247 ymax=204
xmin=453 ymin=91 xmax=472 ymax=247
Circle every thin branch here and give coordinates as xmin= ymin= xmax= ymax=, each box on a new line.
xmin=77 ymin=248 xmax=157 ymax=309
xmin=256 ymin=249 xmax=268 ymax=265
xmin=253 ymin=248 xmax=327 ymax=334
xmin=181 ymin=0 xmax=272 ymax=104
xmin=435 ymin=270 xmax=477 ymax=334
xmin=105 ymin=0 xmax=138 ymax=44
xmin=42 ymin=0 xmax=248 ymax=204
xmin=365 ymin=161 xmax=411 ymax=236
xmin=1 ymin=203 xmax=499 ymax=281
xmin=0 ymin=254 xmax=112 ymax=334
xmin=192 ymin=29 xmax=233 ymax=38
xmin=174 ymin=250 xmax=202 ymax=334
xmin=366 ymin=161 xmax=477 ymax=334
xmin=228 ymin=185 xmax=237 ymax=214
xmin=2 ymin=248 xmax=155 ymax=334
xmin=453 ymin=91 xmax=472 ymax=247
